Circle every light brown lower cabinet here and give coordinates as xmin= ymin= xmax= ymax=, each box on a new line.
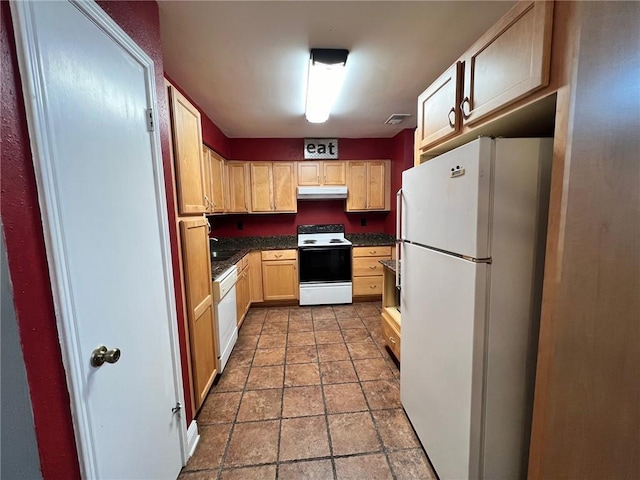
xmin=179 ymin=217 xmax=217 ymax=410
xmin=235 ymin=255 xmax=250 ymax=328
xmin=261 ymin=249 xmax=298 ymax=301
xmin=352 ymin=246 xmax=392 ymax=298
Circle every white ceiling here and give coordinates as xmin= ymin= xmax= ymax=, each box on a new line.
xmin=159 ymin=1 xmax=515 ymax=139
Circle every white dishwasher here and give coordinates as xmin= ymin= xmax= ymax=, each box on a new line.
xmin=212 ymin=266 xmax=238 ymax=372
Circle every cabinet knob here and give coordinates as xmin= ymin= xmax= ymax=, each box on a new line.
xmin=389 ymin=336 xmax=396 ymax=345
xmin=447 ymin=107 xmax=456 ymax=128
xmin=460 ymin=97 xmax=471 ymax=120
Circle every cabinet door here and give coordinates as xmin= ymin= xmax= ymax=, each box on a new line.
xmin=262 ymin=260 xmax=298 ymax=301
xmin=209 ymin=150 xmax=226 ymax=213
xmin=346 ymin=162 xmax=368 ymax=211
xmin=461 ymin=1 xmax=553 ymax=125
xmin=417 ymin=62 xmax=463 ymax=151
xmin=323 ymin=161 xmax=346 ymax=185
xmin=201 ymin=146 xmax=214 ymax=213
xmin=226 ymin=162 xmax=249 ymax=213
xmin=298 ymin=161 xmax=321 ymax=186
xmin=169 ymin=86 xmax=206 ymax=215
xmin=273 ymin=162 xmax=296 ymax=212
xmin=366 ymin=161 xmax=389 ymax=211
xmin=250 ymin=162 xmax=274 ymax=212
xmin=248 ymin=251 xmax=264 ymax=303
xmin=179 ymin=218 xmax=217 ymax=409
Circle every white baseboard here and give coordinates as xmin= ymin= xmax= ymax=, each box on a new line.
xmin=186 ymin=420 xmax=200 ymax=459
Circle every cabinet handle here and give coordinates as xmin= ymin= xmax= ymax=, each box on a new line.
xmin=369 ymin=250 xmax=377 ymax=255
xmin=275 ymin=254 xmax=282 ymax=258
xmin=460 ymin=97 xmax=471 ymax=120
xmin=369 ymin=265 xmax=377 ymax=270
xmin=369 ymin=285 xmax=377 ymax=289
xmin=389 ymin=336 xmax=396 ymax=345
xmin=447 ymin=107 xmax=456 ymax=128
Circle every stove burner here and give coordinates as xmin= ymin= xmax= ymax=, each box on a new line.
xmin=329 ymin=239 xmax=344 ymax=243
xmin=303 ymin=239 xmax=317 ymax=244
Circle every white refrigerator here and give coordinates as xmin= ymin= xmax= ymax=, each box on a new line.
xmin=399 ymin=137 xmax=552 ymax=480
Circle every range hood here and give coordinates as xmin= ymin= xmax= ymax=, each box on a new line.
xmin=297 ymin=185 xmax=348 ymax=200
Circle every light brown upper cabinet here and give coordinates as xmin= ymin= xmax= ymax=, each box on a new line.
xmin=249 ymin=162 xmax=297 ymax=213
xmin=460 ymin=1 xmax=554 ymax=125
xmin=346 ymin=160 xmax=391 ymax=212
xmin=226 ymin=161 xmax=250 ymax=213
xmin=416 ymin=62 xmax=463 ymax=151
xmin=202 ymin=145 xmax=226 ymax=214
xmin=417 ymin=1 xmax=553 ymax=151
xmin=297 ymin=161 xmax=346 ymax=186
xmin=168 ymin=85 xmax=206 ymax=215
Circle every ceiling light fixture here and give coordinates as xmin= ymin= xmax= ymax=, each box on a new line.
xmin=305 ymin=48 xmax=349 ymax=124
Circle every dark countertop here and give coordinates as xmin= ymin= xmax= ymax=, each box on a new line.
xmin=209 ymin=233 xmax=395 ymax=281
xmin=380 ymin=259 xmax=400 ymax=278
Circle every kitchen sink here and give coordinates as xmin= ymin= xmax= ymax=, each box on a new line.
xmin=210 ymin=250 xmax=240 ymax=261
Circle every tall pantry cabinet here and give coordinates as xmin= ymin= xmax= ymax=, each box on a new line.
xmin=167 ymin=82 xmax=218 ymax=413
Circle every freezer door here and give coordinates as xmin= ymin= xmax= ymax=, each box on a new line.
xmin=402 ymin=137 xmax=492 ymax=259
xmin=400 ymin=243 xmax=488 ymax=480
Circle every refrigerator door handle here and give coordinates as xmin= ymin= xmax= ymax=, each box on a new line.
xmin=396 ymin=188 xmax=402 ymax=289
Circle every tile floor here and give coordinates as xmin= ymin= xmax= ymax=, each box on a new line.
xmin=179 ymin=303 xmax=437 ymax=480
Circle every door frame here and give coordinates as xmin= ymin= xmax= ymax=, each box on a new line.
xmin=10 ymin=1 xmax=188 ymax=476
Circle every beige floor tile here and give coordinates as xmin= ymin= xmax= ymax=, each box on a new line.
xmin=288 ymin=319 xmax=313 ymax=332
xmin=178 ymin=470 xmax=217 ymax=480
xmin=239 ymin=323 xmax=262 ymax=336
xmin=333 ymin=305 xmax=358 ymax=318
xmin=282 ymin=385 xmax=325 ymax=417
xmin=334 ymin=453 xmax=393 ymax=480
xmin=337 ymin=317 xmax=365 ymax=330
xmin=279 ymin=416 xmax=330 ymax=461
xmin=360 ymin=316 xmax=381 ymax=332
xmin=219 ymin=465 xmax=277 ymax=480
xmin=361 ymin=380 xmax=401 ymax=410
xmin=182 ymin=424 xmax=231 ymax=471
xmin=261 ymin=321 xmax=288 ymax=335
xmin=224 ymin=420 xmax=279 ymax=467
xmin=278 ymin=459 xmax=334 ymax=480
xmin=388 ymin=449 xmax=437 ymax=480
xmin=246 ymin=308 xmax=268 ymax=320
xmin=234 ymin=334 xmax=259 ymax=350
xmin=354 ymin=304 xmax=380 ymax=317
xmin=328 ymin=412 xmax=381 ymax=456
xmin=346 ymin=339 xmax=383 ymax=360
xmin=319 ymin=360 xmax=358 ymax=384
xmin=214 ymin=366 xmax=249 ymax=392
xmin=286 ymin=345 xmax=318 ymax=364
xmin=252 ymin=347 xmax=286 ymax=366
xmin=257 ymin=333 xmax=287 ymax=349
xmin=311 ymin=306 xmax=336 ymax=320
xmin=313 ymin=318 xmax=340 ymax=331
xmin=225 ymin=348 xmax=254 ymax=369
xmin=245 ymin=365 xmax=284 ymax=390
xmin=323 ymin=383 xmax=368 ymax=414
xmin=285 ymin=363 xmax=321 ymax=386
xmin=372 ymin=409 xmax=421 ymax=450
xmin=236 ymin=388 xmax=282 ymax=422
xmin=289 ymin=308 xmax=312 ymax=321
xmin=265 ymin=309 xmax=289 ymax=322
xmin=314 ymin=330 xmax=344 ymax=345
xmin=353 ymin=358 xmax=394 ymax=381
xmin=341 ymin=328 xmax=371 ymax=343
xmin=317 ymin=343 xmax=350 ymax=362
xmin=197 ymin=391 xmax=241 ymax=424
xmin=287 ymin=331 xmax=316 ymax=346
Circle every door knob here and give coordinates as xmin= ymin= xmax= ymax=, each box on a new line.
xmin=91 ymin=345 xmax=121 ymax=367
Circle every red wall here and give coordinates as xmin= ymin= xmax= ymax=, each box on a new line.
xmin=1 ymin=2 xmax=192 ymax=478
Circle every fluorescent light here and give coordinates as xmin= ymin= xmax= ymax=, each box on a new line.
xmin=305 ymin=49 xmax=349 ymax=124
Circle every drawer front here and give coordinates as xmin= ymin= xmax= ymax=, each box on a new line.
xmin=353 ymin=246 xmax=392 ymax=257
xmin=353 ymin=257 xmax=385 ymax=277
xmin=353 ymin=275 xmax=383 ymax=296
xmin=261 ymin=249 xmax=297 ymax=261
xmin=381 ymin=312 xmax=401 ymax=360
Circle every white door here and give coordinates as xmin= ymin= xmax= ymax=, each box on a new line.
xmin=401 ymin=137 xmax=492 ymax=259
xmin=400 ymin=243 xmax=488 ymax=480
xmin=11 ymin=2 xmax=186 ymax=478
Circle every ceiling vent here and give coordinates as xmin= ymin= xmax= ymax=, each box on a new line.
xmin=384 ymin=113 xmax=411 ymax=125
